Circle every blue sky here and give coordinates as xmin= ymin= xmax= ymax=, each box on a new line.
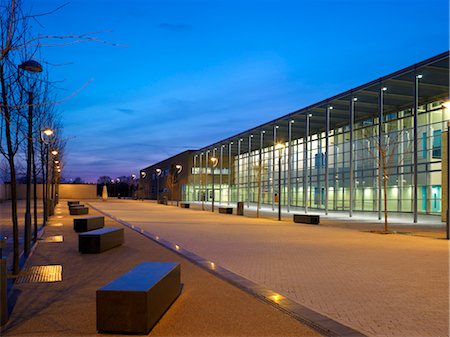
xmin=32 ymin=0 xmax=449 ymax=182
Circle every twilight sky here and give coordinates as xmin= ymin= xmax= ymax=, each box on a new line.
xmin=32 ymin=0 xmax=448 ymax=183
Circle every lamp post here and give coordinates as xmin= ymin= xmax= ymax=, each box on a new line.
xmin=40 ymin=128 xmax=54 ymax=226
xmin=443 ymin=100 xmax=450 ymax=240
xmin=210 ymin=157 xmax=218 ymax=212
xmin=155 ymin=168 xmax=162 ymax=201
xmin=275 ymin=143 xmax=285 ymax=221
xmin=19 ymin=60 xmax=42 ymax=256
xmin=49 ymin=150 xmax=58 ymax=216
xmin=175 ymin=164 xmax=182 ymax=206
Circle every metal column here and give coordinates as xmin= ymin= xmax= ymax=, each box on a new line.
xmin=288 ymin=120 xmax=293 ymax=212
xmin=247 ymin=135 xmax=252 ymax=207
xmin=378 ymin=86 xmax=384 ymax=220
xmin=237 ymin=139 xmax=242 ymax=203
xmin=304 ymin=114 xmax=310 ymax=213
xmin=272 ymin=126 xmax=278 ymax=211
xmin=219 ymin=145 xmax=224 ymax=205
xmin=413 ymin=74 xmax=421 ymax=223
xmin=325 ymin=107 xmax=330 ymax=215
xmin=200 ymin=152 xmax=204 ymax=209
xmin=228 ymin=142 xmax=232 ymax=205
xmin=193 ymin=155 xmax=197 ymax=202
xmin=258 ymin=131 xmax=264 ymax=212
xmin=206 ymin=150 xmax=209 ymax=205
xmin=349 ymin=98 xmax=356 ymax=217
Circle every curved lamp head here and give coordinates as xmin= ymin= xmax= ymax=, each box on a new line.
xmin=19 ymin=60 xmax=43 ymax=73
xmin=442 ymin=100 xmax=450 ymax=109
xmin=140 ymin=171 xmax=147 ymax=179
xmin=51 ymin=150 xmax=59 ymax=156
xmin=175 ymin=164 xmax=183 ymax=174
xmin=40 ymin=128 xmax=54 ymax=144
xmin=210 ymin=157 xmax=218 ymax=168
xmin=155 ymin=168 xmax=162 ymax=176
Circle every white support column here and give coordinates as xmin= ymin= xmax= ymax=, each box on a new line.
xmin=325 ymin=106 xmax=331 ymax=215
xmin=219 ymin=145 xmax=224 ymax=205
xmin=349 ymin=97 xmax=356 ymax=217
xmin=413 ymin=74 xmax=421 ymax=223
xmin=238 ymin=139 xmax=242 ymax=204
xmin=228 ymin=142 xmax=233 ymax=205
xmin=304 ymin=114 xmax=311 ymax=213
xmin=247 ymin=135 xmax=253 ymax=207
xmin=288 ymin=120 xmax=293 ymax=212
xmin=206 ymin=150 xmax=209 ymax=206
xmin=273 ymin=126 xmax=278 ymax=211
xmin=378 ymin=86 xmax=386 ymax=220
xmin=193 ymin=155 xmax=197 ymax=201
xmin=258 ymin=131 xmax=265 ymax=210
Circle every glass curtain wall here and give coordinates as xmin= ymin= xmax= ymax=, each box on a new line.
xmin=190 ymin=100 xmax=448 ymax=216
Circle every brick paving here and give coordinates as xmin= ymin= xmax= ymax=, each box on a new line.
xmin=2 ymin=201 xmax=319 ymax=337
xmin=90 ymin=199 xmax=449 ymax=337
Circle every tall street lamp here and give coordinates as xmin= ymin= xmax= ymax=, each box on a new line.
xmin=40 ymin=128 xmax=54 ymax=226
xmin=210 ymin=157 xmax=218 ymax=212
xmin=275 ymin=143 xmax=285 ymax=221
xmin=155 ymin=168 xmax=162 ymax=201
xmin=19 ymin=60 xmax=42 ymax=256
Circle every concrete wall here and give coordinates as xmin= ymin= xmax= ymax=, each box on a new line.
xmin=1 ymin=184 xmax=97 ymax=200
xmin=59 ymin=184 xmax=97 ymax=199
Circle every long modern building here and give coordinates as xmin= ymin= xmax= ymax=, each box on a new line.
xmin=142 ymin=51 xmax=450 ymax=222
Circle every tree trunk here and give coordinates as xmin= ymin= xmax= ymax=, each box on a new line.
xmin=383 ymin=170 xmax=388 ymax=232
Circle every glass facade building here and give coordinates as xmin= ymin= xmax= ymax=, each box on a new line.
xmin=181 ymin=52 xmax=450 ymax=222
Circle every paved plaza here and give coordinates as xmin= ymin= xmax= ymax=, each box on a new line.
xmin=2 ymin=201 xmax=319 ymax=337
xmin=90 ymin=199 xmax=449 ymax=337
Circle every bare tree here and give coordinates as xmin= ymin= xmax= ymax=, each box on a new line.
xmin=363 ymin=127 xmax=411 ymax=232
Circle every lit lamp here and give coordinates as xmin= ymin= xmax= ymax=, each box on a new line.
xmin=40 ymin=128 xmax=55 ymax=226
xmin=275 ymin=143 xmax=285 ymax=221
xmin=210 ymin=157 xmax=218 ymax=212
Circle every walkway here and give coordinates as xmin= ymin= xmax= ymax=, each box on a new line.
xmin=91 ymin=199 xmax=449 ymax=337
xmin=1 ymin=201 xmax=319 ymax=337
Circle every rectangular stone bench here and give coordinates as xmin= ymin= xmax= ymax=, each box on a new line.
xmin=180 ymin=203 xmax=190 ymax=208
xmin=293 ymin=214 xmax=320 ymax=224
xmin=79 ymin=228 xmax=124 ymax=254
xmin=74 ymin=216 xmax=105 ymax=233
xmin=67 ymin=201 xmax=80 ymax=206
xmin=97 ymin=262 xmax=181 ymax=334
xmin=219 ymin=207 xmax=233 ymax=214
xmin=70 ymin=207 xmax=89 ymax=215
xmin=69 ymin=204 xmax=85 ymax=209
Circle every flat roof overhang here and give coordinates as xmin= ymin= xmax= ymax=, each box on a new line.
xmin=194 ymin=51 xmax=449 ymax=157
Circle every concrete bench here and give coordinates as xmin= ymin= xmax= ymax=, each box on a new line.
xmin=180 ymin=203 xmax=190 ymax=208
xmin=67 ymin=201 xmax=80 ymax=206
xmin=219 ymin=207 xmax=233 ymax=214
xmin=79 ymin=228 xmax=124 ymax=254
xmin=70 ymin=207 xmax=89 ymax=215
xmin=69 ymin=203 xmax=84 ymax=208
xmin=74 ymin=216 xmax=105 ymax=233
xmin=293 ymin=214 xmax=320 ymax=224
xmin=97 ymin=262 xmax=181 ymax=334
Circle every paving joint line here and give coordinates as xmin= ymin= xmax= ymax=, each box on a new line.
xmin=88 ymin=202 xmax=368 ymax=337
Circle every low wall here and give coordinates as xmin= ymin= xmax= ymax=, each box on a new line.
xmin=1 ymin=184 xmax=97 ymax=200
xmin=59 ymin=184 xmax=97 ymax=199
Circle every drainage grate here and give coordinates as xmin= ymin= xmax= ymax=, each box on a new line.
xmin=42 ymin=235 xmax=63 ymax=242
xmin=16 ymin=265 xmax=63 ymax=283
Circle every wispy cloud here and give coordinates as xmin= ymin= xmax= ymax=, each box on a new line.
xmin=157 ymin=23 xmax=191 ymax=32
xmin=116 ymin=108 xmax=136 ymax=115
